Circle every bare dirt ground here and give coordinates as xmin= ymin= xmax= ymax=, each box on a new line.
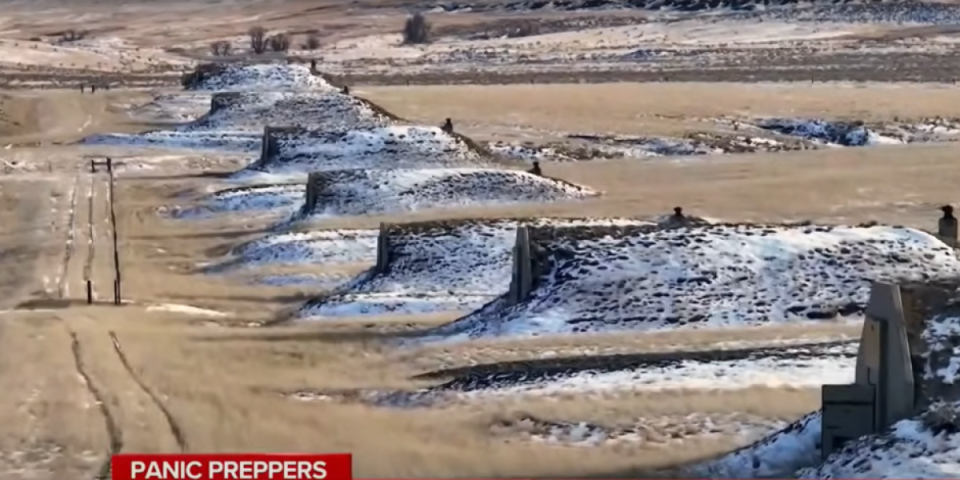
xmin=2 ymin=0 xmax=960 ymax=478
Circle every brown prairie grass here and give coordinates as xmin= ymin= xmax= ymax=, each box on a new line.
xmin=7 ymin=82 xmax=957 ymax=479
xmin=359 ymin=83 xmax=960 ymax=140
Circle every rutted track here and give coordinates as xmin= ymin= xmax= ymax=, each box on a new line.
xmin=109 ymin=331 xmax=188 ymax=452
xmin=84 ymin=173 xmax=96 ymax=300
xmin=58 ymin=173 xmax=81 ymax=300
xmin=68 ymin=330 xmax=122 ymax=480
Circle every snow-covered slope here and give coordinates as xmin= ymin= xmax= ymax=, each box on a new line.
xmin=84 ymin=130 xmax=261 ymax=152
xmin=218 ymin=229 xmax=379 ymax=270
xmin=86 ymin=90 xmax=392 ymax=151
xmin=432 ymin=342 xmax=856 ymax=397
xmin=295 ymin=167 xmax=596 ymax=218
xmin=298 ymin=218 xmax=649 ymax=319
xmin=797 ymin=403 xmax=960 ymax=479
xmin=187 ymin=92 xmax=390 ymax=133
xmin=175 ymin=183 xmax=305 ymax=218
xmin=751 ymin=117 xmax=960 ymax=147
xmin=184 ymin=63 xmax=333 ymax=92
xmin=687 ymin=411 xmax=824 ymax=478
xmin=253 ymin=126 xmax=500 ymax=173
xmin=417 ymin=223 xmax=960 ymax=344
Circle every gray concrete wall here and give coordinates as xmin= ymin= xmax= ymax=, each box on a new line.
xmin=259 ymin=126 xmax=311 ymax=166
xmin=301 ymin=172 xmax=329 ymax=216
xmin=823 ymin=281 xmax=920 ymax=459
xmin=507 ymin=226 xmax=532 ymax=307
xmin=209 ymin=92 xmax=244 ymax=113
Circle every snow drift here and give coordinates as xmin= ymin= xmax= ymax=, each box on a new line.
xmin=294 ymin=167 xmax=597 ymax=218
xmin=414 ymin=222 xmax=960 ymax=344
xmin=297 ymin=218 xmax=649 ymax=319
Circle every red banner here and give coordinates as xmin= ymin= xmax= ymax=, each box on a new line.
xmin=110 ymin=453 xmax=352 ymax=480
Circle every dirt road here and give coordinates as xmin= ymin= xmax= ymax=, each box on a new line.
xmin=0 ymin=93 xmax=185 ymax=480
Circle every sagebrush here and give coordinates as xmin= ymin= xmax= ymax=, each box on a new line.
xmin=249 ymin=26 xmax=267 ymax=54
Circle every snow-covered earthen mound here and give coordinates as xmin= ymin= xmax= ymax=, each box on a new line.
xmin=187 ymin=92 xmax=391 ymax=133
xmin=252 ymin=126 xmax=501 ymax=174
xmin=176 ymin=183 xmax=305 ymax=218
xmin=295 ymin=167 xmax=596 ymax=218
xmin=755 ymin=118 xmax=902 ymax=146
xmin=182 ymin=63 xmax=332 ymax=92
xmin=85 ymin=90 xmax=393 ymax=151
xmin=420 ymin=223 xmax=960 ymax=343
xmin=83 ymin=130 xmax=261 ymax=152
xmin=298 ymin=218 xmax=649 ymax=319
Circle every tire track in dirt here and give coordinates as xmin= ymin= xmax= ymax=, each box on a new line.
xmin=84 ymin=171 xmax=96 ymax=300
xmin=108 ymin=331 xmax=188 ymax=452
xmin=57 ymin=173 xmax=81 ymax=300
xmin=67 ymin=328 xmax=122 ymax=480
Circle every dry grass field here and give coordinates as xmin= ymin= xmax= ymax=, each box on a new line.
xmin=2 ymin=0 xmax=960 ymax=476
xmin=361 ymin=83 xmax=960 ymax=139
xmin=0 ymin=80 xmax=956 ymax=479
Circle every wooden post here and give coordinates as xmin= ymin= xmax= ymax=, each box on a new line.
xmin=108 ymin=167 xmax=121 ymax=306
xmin=86 ymin=280 xmax=93 ymax=304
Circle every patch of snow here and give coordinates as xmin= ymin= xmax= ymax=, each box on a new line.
xmin=145 ymin=303 xmax=227 ymax=317
xmin=754 ymin=118 xmax=905 ymax=146
xmin=798 ymin=402 xmax=960 ymax=479
xmin=175 ymin=183 xmax=304 ymax=218
xmin=186 ymin=63 xmax=336 ymax=92
xmin=498 ymin=413 xmax=787 ymax=448
xmin=257 ymin=273 xmax=350 ymax=288
xmin=218 ymin=229 xmax=379 ymax=270
xmin=450 ymin=343 xmax=856 ymax=398
xmin=689 ymin=411 xmax=823 ymax=478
